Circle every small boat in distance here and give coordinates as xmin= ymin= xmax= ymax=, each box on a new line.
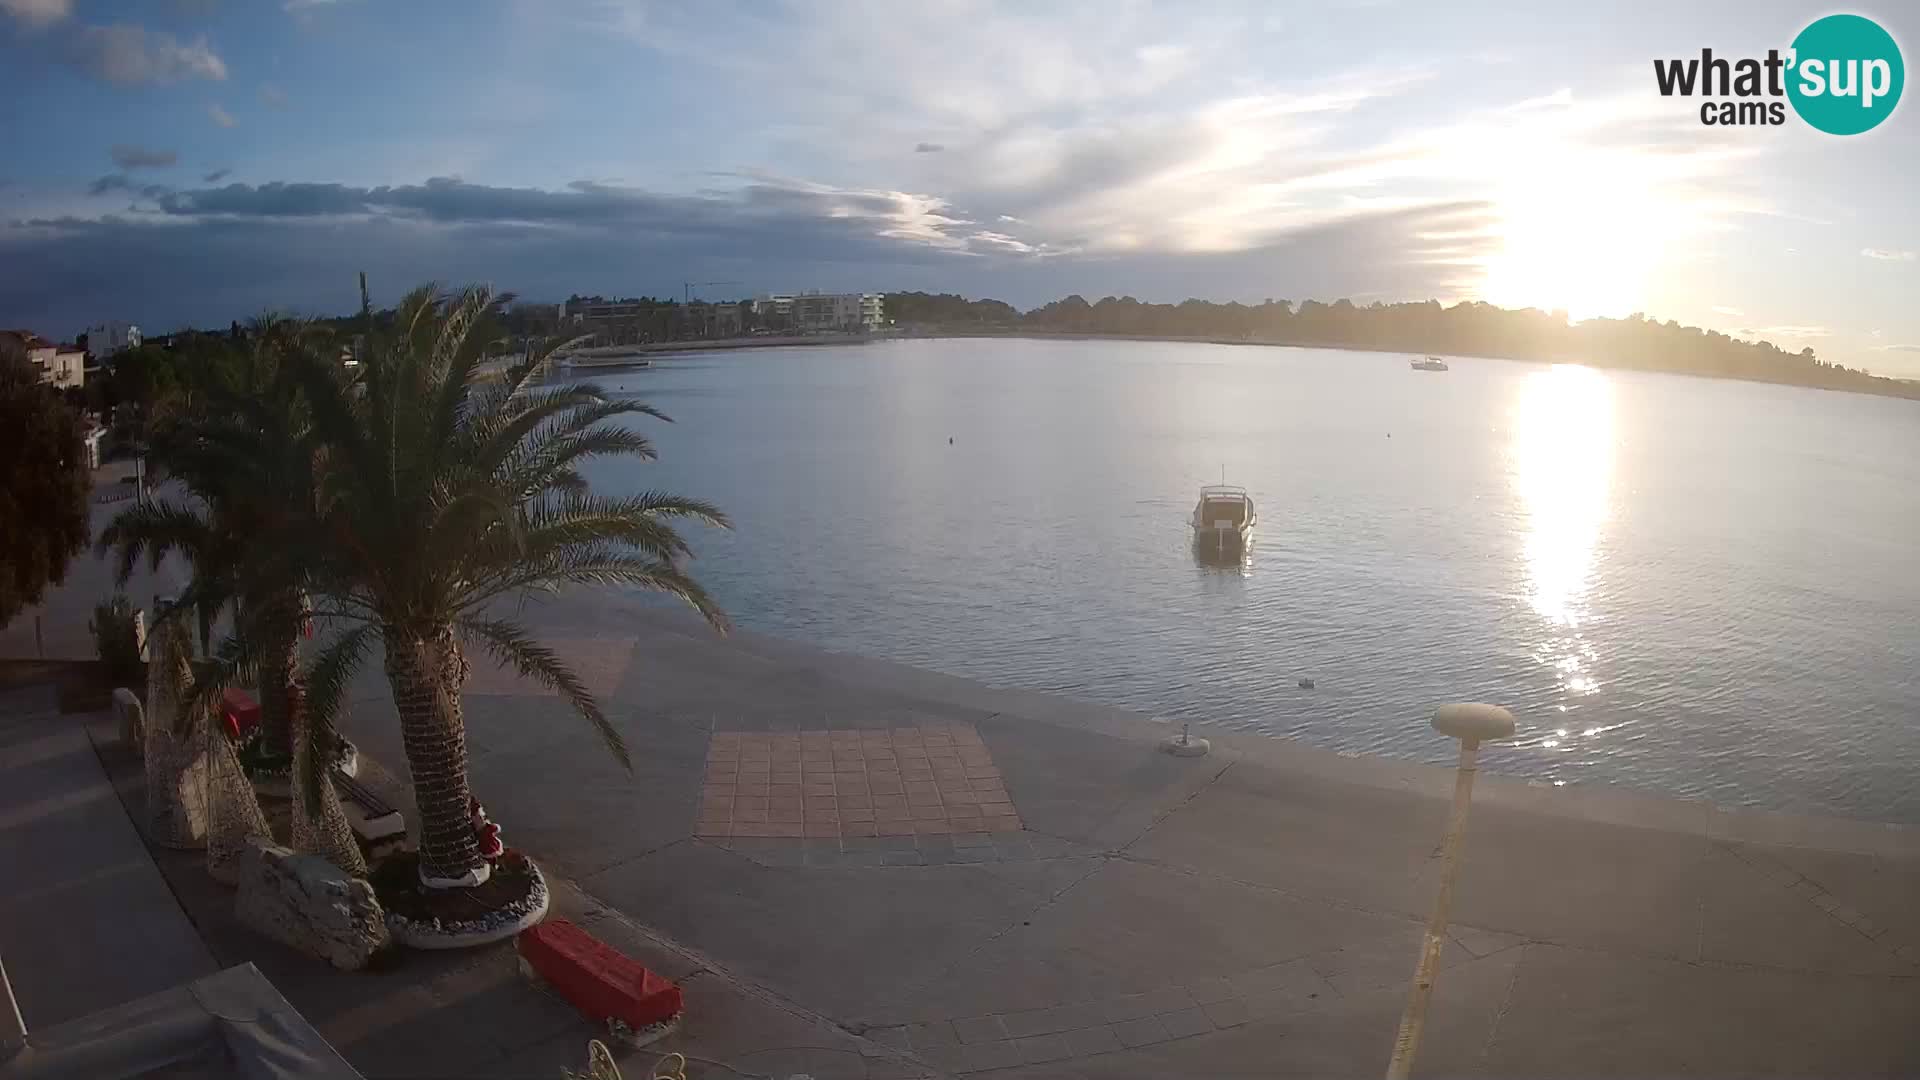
xmin=1192 ymin=482 xmax=1256 ymax=552
xmin=1411 ymin=356 xmax=1449 ymax=371
xmin=553 ymin=347 xmax=652 ymax=371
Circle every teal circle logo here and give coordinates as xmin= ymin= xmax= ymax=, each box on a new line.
xmin=1787 ymin=14 xmax=1904 ymax=135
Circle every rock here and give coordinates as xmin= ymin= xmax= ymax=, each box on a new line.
xmin=234 ymin=839 xmax=390 ymax=970
xmin=112 ymin=688 xmax=144 ymax=752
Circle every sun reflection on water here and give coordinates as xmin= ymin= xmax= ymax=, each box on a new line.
xmin=1513 ymin=365 xmax=1615 ymax=703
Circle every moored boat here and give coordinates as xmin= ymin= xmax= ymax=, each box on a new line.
xmin=1191 ymin=483 xmax=1256 ymax=551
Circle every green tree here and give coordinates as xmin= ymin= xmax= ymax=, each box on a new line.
xmin=0 ymin=354 xmax=92 ymax=627
xmin=295 ymin=284 xmax=728 ymax=890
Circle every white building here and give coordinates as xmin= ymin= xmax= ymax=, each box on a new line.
xmin=43 ymin=346 xmax=86 ymax=389
xmin=85 ymin=321 xmax=141 ymax=360
xmin=751 ymin=292 xmax=884 ymax=332
xmin=1 ymin=330 xmax=86 ymax=389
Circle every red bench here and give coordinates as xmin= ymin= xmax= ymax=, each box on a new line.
xmin=516 ymin=919 xmax=683 ymax=1039
xmin=222 ymin=688 xmax=261 ymax=740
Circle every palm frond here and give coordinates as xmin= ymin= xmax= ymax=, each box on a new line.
xmin=469 ymin=550 xmax=730 ymax=633
xmin=458 ymin=616 xmax=631 ymax=770
xmin=185 ymin=624 xmax=265 ymax=717
xmin=96 ymin=498 xmax=217 ymax=582
xmin=299 ymin=624 xmax=377 ymax=815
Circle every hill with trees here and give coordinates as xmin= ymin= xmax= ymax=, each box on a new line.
xmin=883 ymin=292 xmax=1918 ymax=401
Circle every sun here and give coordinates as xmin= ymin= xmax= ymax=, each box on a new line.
xmin=1479 ymin=147 xmax=1679 ymax=321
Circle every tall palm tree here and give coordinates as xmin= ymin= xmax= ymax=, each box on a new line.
xmin=295 ymin=284 xmax=727 ymax=890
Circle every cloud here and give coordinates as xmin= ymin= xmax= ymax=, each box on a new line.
xmin=1861 ymin=248 xmax=1915 ymax=261
xmin=202 ymin=168 xmax=231 ymax=183
xmin=66 ymin=24 xmax=226 ymax=86
xmin=1876 ymin=344 xmax=1920 ymax=352
xmin=147 ymin=174 xmax=1033 ymax=258
xmin=283 ymin=0 xmax=339 ymax=7
xmin=208 ymin=104 xmax=236 ymax=127
xmin=0 ymin=0 xmax=70 ymax=27
xmin=111 ymin=145 xmax=178 ymax=170
xmin=85 ymin=174 xmax=172 ymax=198
xmin=259 ymin=83 xmax=287 ymax=108
xmin=1711 ymin=305 xmax=1744 ymax=316
xmin=2 ymin=171 xmax=1491 ymax=337
xmin=914 ymin=142 xmax=945 ymax=153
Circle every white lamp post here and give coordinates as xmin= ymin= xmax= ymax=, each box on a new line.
xmin=1384 ymin=702 xmax=1515 ymax=1080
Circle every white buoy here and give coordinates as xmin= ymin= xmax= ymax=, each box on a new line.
xmin=1161 ymin=722 xmax=1210 ymax=757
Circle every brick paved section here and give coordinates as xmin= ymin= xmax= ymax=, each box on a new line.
xmin=695 ymin=724 xmax=1021 ymax=840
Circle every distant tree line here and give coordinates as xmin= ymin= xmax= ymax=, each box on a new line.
xmin=883 ymin=292 xmax=1919 ymax=401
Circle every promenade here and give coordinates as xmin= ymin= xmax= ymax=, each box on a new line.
xmin=310 ymin=596 xmax=1920 ymax=1077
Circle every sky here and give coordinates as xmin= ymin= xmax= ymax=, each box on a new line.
xmin=1 ymin=0 xmax=1918 ymax=376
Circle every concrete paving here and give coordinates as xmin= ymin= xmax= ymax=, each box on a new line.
xmin=0 ymin=685 xmax=218 ymax=1033
xmin=314 ymin=594 xmax=1920 ymax=1078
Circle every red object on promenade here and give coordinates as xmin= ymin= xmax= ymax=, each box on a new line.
xmin=221 ymin=688 xmax=261 ymax=740
xmin=516 ymin=918 xmax=683 ymax=1030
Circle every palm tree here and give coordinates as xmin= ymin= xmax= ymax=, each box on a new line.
xmin=294 ymin=283 xmax=727 ymax=891
xmin=100 ymin=320 xmax=363 ymax=872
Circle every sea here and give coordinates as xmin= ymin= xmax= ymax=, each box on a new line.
xmin=575 ymin=337 xmax=1920 ymax=823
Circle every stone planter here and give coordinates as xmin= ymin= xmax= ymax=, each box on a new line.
xmin=381 ymin=853 xmax=551 ymax=950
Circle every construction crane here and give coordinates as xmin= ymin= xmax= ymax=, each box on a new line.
xmin=683 ymin=280 xmax=742 ymax=304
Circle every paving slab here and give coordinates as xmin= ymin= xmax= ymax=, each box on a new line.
xmin=1483 ymin=943 xmax=1920 ymax=1078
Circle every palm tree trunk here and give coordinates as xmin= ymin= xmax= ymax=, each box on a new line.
xmin=383 ymin=624 xmax=483 ymax=887
xmin=254 ymin=592 xmax=299 ymax=760
xmin=288 ymin=678 xmax=367 ymax=876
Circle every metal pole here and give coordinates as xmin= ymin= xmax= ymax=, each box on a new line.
xmin=1384 ymin=737 xmax=1481 ymax=1080
xmin=1385 ymin=702 xmax=1512 ymax=1080
xmin=0 ymin=948 xmax=28 ymax=1058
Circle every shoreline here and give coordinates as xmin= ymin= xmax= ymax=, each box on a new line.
xmin=548 ymin=597 xmax=1920 ymax=856
xmin=582 ymin=327 xmax=1920 ymax=403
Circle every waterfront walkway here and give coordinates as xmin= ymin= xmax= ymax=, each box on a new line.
xmin=0 ymin=685 xmax=217 ymax=1032
xmin=317 ymin=598 xmax=1920 ymax=1078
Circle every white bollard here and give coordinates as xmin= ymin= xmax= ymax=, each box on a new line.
xmin=1385 ymin=703 xmax=1514 ymax=1080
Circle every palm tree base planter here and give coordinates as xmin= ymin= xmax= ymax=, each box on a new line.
xmin=370 ymin=849 xmax=550 ymax=950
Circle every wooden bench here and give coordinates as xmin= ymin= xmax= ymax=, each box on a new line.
xmin=330 ymin=768 xmax=406 ymax=858
xmin=516 ymin=918 xmax=683 ymax=1044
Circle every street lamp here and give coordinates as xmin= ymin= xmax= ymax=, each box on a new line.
xmin=1385 ymin=702 xmax=1515 ymax=1080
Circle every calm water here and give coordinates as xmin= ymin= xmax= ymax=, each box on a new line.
xmin=576 ymin=338 xmax=1920 ymax=823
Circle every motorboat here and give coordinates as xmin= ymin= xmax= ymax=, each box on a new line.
xmin=1191 ymin=483 xmax=1256 ymax=552
xmin=1411 ymin=356 xmax=1448 ymax=371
